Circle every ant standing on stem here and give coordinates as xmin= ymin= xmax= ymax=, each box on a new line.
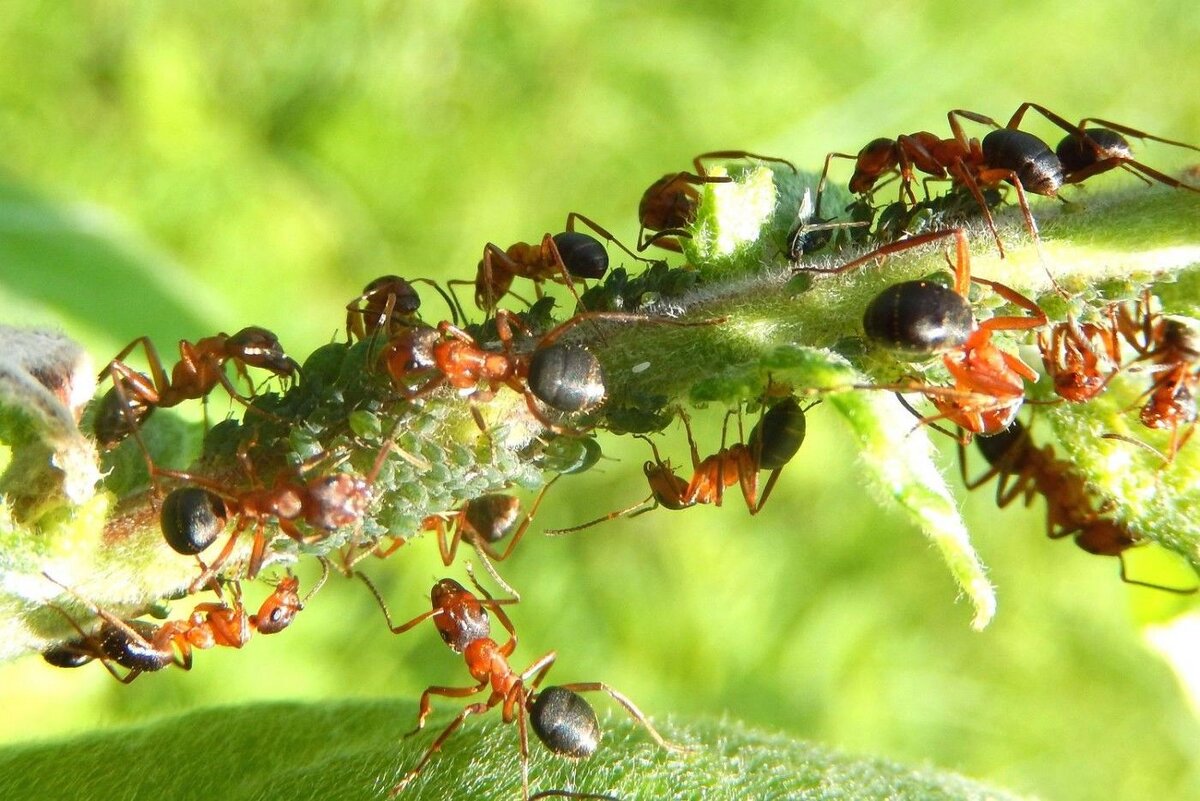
xmin=41 ymin=562 xmax=329 ymax=681
xmin=637 ymin=150 xmax=797 ymax=252
xmin=548 ymin=394 xmax=810 ymax=535
xmin=358 ymin=567 xmax=682 ymax=800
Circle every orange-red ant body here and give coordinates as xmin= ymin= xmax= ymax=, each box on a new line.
xmin=42 ymin=566 xmax=326 ymax=681
xmin=384 ymin=309 xmax=715 ymax=433
xmin=1112 ymin=292 xmax=1200 ymax=460
xmin=959 ymin=421 xmax=1195 ymax=593
xmin=638 ymin=150 xmax=797 ymax=252
xmin=94 ymin=326 xmax=299 ymax=448
xmin=1038 ymin=310 xmax=1123 ymax=404
xmin=358 ymin=570 xmax=678 ymax=799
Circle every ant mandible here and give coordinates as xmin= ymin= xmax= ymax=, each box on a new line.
xmin=93 ymin=326 xmax=299 ymax=449
xmin=959 ymin=420 xmax=1196 ymax=593
xmin=638 ymin=150 xmax=797 ymax=252
xmin=801 ymin=227 xmax=1047 ymax=438
xmin=357 ymin=569 xmax=681 ymax=799
xmin=41 ymin=563 xmax=328 ymax=681
xmin=548 ymin=395 xmax=809 ymax=534
xmin=456 ymin=213 xmax=655 ymax=313
xmin=385 ymin=308 xmax=718 ymax=434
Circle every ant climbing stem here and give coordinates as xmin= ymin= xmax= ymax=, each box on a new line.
xmin=357 ymin=565 xmax=682 ymax=800
xmin=638 ymin=150 xmax=797 ymax=252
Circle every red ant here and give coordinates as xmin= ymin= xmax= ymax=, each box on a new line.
xmin=357 ymin=568 xmax=680 ymax=799
xmin=802 ymin=227 xmax=1047 ymax=438
xmin=383 ymin=308 xmax=717 ymax=434
xmin=93 ymin=326 xmax=299 ymax=448
xmin=959 ymin=420 xmax=1195 ymax=593
xmin=454 ymin=213 xmax=654 ymax=313
xmin=818 ymin=103 xmax=1199 ymax=261
xmin=358 ymin=478 xmax=561 ymax=599
xmin=41 ymin=564 xmax=328 ymax=681
xmin=1038 ymin=308 xmax=1124 ymax=404
xmin=345 ymin=275 xmax=460 ymax=342
xmin=548 ymin=396 xmax=809 ymax=534
xmin=638 ymin=150 xmax=797 ymax=252
xmin=157 ymin=433 xmax=393 ymax=592
xmin=1110 ymin=292 xmax=1200 ymax=461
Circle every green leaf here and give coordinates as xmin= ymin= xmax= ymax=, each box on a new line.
xmin=0 ymin=700 xmax=1033 ymax=801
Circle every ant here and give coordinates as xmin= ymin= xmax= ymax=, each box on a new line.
xmin=358 ymin=478 xmax=561 ymax=599
xmin=456 ymin=213 xmax=655 ymax=313
xmin=358 ymin=569 xmax=680 ymax=800
xmin=93 ymin=326 xmax=299 ymax=449
xmin=801 ymin=227 xmax=1047 ymax=438
xmin=549 ymin=395 xmax=809 ymax=534
xmin=156 ymin=432 xmax=394 ymax=592
xmin=42 ymin=564 xmax=328 ymax=681
xmin=958 ymin=420 xmax=1195 ymax=593
xmin=638 ymin=150 xmax=797 ymax=252
xmin=818 ymin=104 xmax=1199 ymax=262
xmin=345 ymin=275 xmax=461 ymax=343
xmin=1110 ymin=292 xmax=1200 ymax=461
xmin=1038 ymin=308 xmax=1124 ymax=404
xmin=384 ymin=308 xmax=717 ymax=434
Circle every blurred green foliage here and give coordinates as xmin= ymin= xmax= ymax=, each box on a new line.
xmin=1 ymin=2 xmax=1199 ymax=800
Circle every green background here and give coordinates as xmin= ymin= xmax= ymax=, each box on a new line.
xmin=2 ymin=2 xmax=1199 ymax=800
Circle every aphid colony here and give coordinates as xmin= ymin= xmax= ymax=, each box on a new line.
xmin=37 ymin=102 xmax=1200 ymax=799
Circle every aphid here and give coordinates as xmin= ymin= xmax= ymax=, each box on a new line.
xmin=384 ymin=309 xmax=716 ymax=434
xmin=358 ymin=570 xmax=680 ymax=799
xmin=42 ymin=565 xmax=327 ymax=681
xmin=94 ymin=326 xmax=299 ymax=448
xmin=548 ymin=396 xmax=809 ymax=534
xmin=802 ymin=227 xmax=1046 ymax=437
xmin=638 ymin=150 xmax=797 ymax=252
xmin=461 ymin=213 xmax=653 ymax=312
xmin=345 ymin=275 xmax=460 ymax=342
xmin=959 ymin=421 xmax=1195 ymax=593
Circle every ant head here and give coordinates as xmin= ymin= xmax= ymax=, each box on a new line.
xmin=307 ymin=474 xmax=371 ymax=530
xmin=227 ymin=326 xmax=299 ymax=377
xmin=362 ymin=275 xmax=421 ymax=316
xmin=251 ymin=579 xmax=303 ymax=635
xmin=92 ymin=385 xmax=154 ymax=448
xmin=431 ymin=579 xmax=491 ymax=652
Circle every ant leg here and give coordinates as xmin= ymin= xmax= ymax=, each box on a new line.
xmin=465 ymin=565 xmax=520 ymax=656
xmin=1004 ymin=103 xmax=1086 ymax=140
xmin=636 ymin=226 xmax=688 ymax=253
xmin=1117 ymin=553 xmax=1199 ymax=595
xmin=1076 ymin=118 xmax=1200 ymax=153
xmin=355 ymin=571 xmax=440 ymax=634
xmin=796 ymin=226 xmax=965 ymax=277
xmin=693 ymin=150 xmax=798 ymax=175
xmin=536 ymin=310 xmax=723 ymax=350
xmin=389 ymin=701 xmax=493 ymax=798
xmin=543 ymin=492 xmax=657 ymax=536
xmin=408 ymin=683 xmax=490 ymax=737
xmin=1063 ymin=157 xmax=1200 ymax=193
xmin=555 ymin=681 xmax=688 ymax=752
xmin=815 ymin=152 xmax=860 ymax=218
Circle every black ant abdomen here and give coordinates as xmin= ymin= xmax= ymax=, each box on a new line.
xmin=553 ymin=232 xmax=610 ymax=280
xmin=980 ymin=129 xmax=1064 ymax=196
xmin=160 ymin=487 xmax=228 ymax=555
xmin=530 ymin=686 xmax=602 ymax=760
xmin=861 ymin=280 xmax=975 ymax=355
xmin=527 ymin=343 xmax=606 ymax=413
